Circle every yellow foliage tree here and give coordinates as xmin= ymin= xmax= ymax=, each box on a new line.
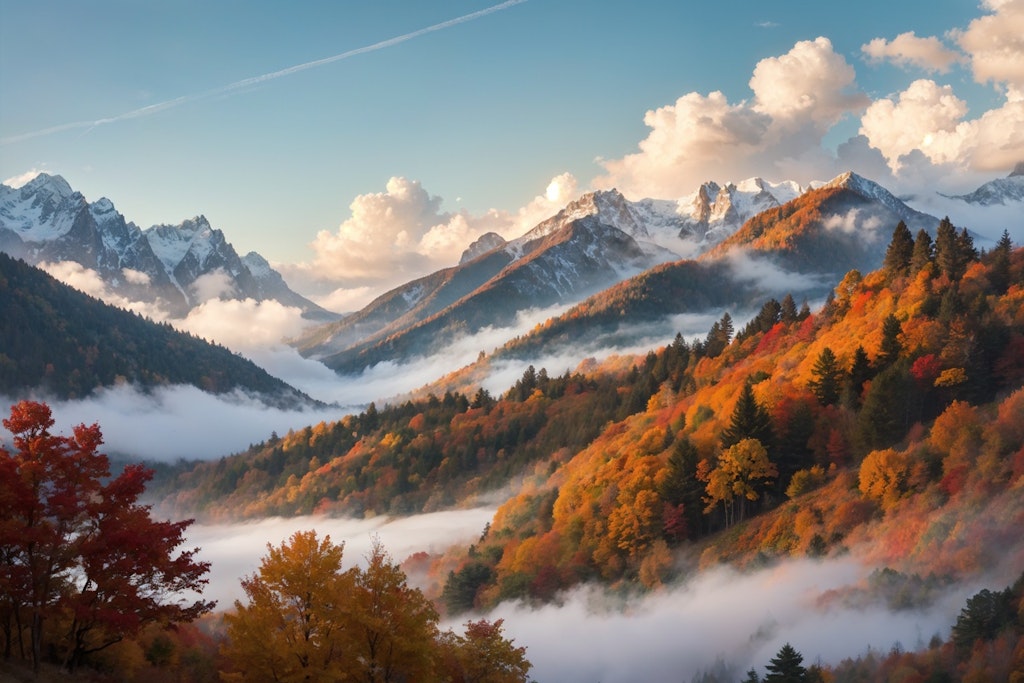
xmin=702 ymin=438 xmax=777 ymax=527
xmin=858 ymin=448 xmax=910 ymax=510
xmin=221 ymin=530 xmax=354 ymax=682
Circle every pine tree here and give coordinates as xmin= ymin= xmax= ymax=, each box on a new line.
xmin=780 ymin=294 xmax=798 ymax=323
xmin=910 ymin=228 xmax=934 ymax=274
xmin=934 ymin=217 xmax=973 ymax=280
xmin=807 ymin=347 xmax=842 ymax=406
xmin=989 ymin=229 xmax=1013 ymax=294
xmin=844 ymin=345 xmax=872 ymax=408
xmin=721 ymin=381 xmax=774 ymax=450
xmin=876 ymin=314 xmax=903 ymax=369
xmin=883 ymin=221 xmax=914 ymax=278
xmin=764 ymin=643 xmax=807 ymax=682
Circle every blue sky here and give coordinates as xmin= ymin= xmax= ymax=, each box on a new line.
xmin=2 ymin=0 xmax=1021 ymax=309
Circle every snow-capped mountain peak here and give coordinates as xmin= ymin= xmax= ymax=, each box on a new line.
xmin=941 ymin=164 xmax=1024 ymax=206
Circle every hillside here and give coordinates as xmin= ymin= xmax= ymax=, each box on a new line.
xmin=157 ymin=225 xmax=1023 ymax=605
xmin=0 ymin=252 xmax=314 ymax=404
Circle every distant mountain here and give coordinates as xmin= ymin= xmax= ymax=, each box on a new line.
xmin=0 ymin=252 xmax=315 ymax=405
xmin=710 ymin=171 xmax=939 ymax=272
xmin=941 ymin=163 xmax=1024 ymax=206
xmin=294 ymin=191 xmax=685 ymax=367
xmin=469 ymin=172 xmax=943 ymax=364
xmin=0 ymin=174 xmax=336 ymax=320
xmin=297 ymin=172 xmax=939 ymax=374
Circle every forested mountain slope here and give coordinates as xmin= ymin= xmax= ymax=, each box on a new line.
xmin=0 ymin=253 xmax=313 ymax=404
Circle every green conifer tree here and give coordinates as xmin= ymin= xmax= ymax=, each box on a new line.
xmin=764 ymin=643 xmax=807 ymax=682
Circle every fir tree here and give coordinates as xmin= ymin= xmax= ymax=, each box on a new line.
xmin=989 ymin=229 xmax=1013 ymax=294
xmin=910 ymin=228 xmax=934 ymax=274
xmin=780 ymin=294 xmax=798 ymax=323
xmin=876 ymin=314 xmax=903 ymax=369
xmin=843 ymin=346 xmax=872 ymax=409
xmin=883 ymin=221 xmax=914 ymax=278
xmin=721 ymin=380 xmax=774 ymax=450
xmin=807 ymin=347 xmax=843 ymax=406
xmin=764 ymin=643 xmax=807 ymax=682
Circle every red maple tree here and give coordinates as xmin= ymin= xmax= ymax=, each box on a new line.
xmin=0 ymin=400 xmax=214 ymax=671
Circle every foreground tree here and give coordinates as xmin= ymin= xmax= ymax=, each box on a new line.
xmin=764 ymin=643 xmax=807 ymax=682
xmin=222 ymin=531 xmax=531 ymax=682
xmin=221 ymin=530 xmax=354 ymax=682
xmin=0 ymin=400 xmax=213 ymax=671
xmin=438 ymin=618 xmax=531 ymax=683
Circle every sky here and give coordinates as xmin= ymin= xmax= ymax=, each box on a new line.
xmin=2 ymin=0 xmax=1023 ymax=312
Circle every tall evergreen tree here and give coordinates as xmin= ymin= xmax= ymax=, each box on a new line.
xmin=843 ymin=345 xmax=872 ymax=409
xmin=807 ymin=347 xmax=843 ymax=406
xmin=780 ymin=294 xmax=798 ymax=323
xmin=764 ymin=643 xmax=807 ymax=682
xmin=858 ymin=361 xmax=914 ymax=450
xmin=876 ymin=314 xmax=903 ymax=369
xmin=883 ymin=221 xmax=915 ymax=278
xmin=721 ymin=380 xmax=774 ymax=450
xmin=989 ymin=229 xmax=1013 ymax=294
xmin=934 ymin=217 xmax=974 ymax=281
xmin=909 ymin=228 xmax=934 ymax=275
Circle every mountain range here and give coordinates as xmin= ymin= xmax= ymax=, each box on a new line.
xmin=2 ymin=168 xmax=1019 ymax=400
xmin=0 ymin=173 xmax=336 ymax=320
xmin=296 ymin=171 xmax=947 ymax=375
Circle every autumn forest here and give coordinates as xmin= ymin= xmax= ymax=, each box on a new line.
xmin=3 ymin=219 xmax=1024 ymax=681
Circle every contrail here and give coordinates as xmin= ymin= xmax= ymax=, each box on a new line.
xmin=1 ymin=0 xmax=528 ymax=146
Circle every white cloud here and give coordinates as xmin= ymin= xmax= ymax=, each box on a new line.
xmin=190 ymin=268 xmax=237 ymax=303
xmin=121 ymin=268 xmax=151 ymax=286
xmin=955 ymin=0 xmax=1024 ymax=92
xmin=177 ymin=298 xmax=309 ymax=352
xmin=2 ymin=169 xmax=43 ymax=188
xmin=185 ymin=508 xmax=497 ymax=606
xmin=38 ymin=261 xmax=170 ymax=320
xmin=22 ymin=384 xmax=353 ymax=462
xmin=859 ymin=79 xmax=1024 ymax=173
xmin=861 ymin=32 xmax=963 ymax=73
xmin=822 ymin=209 xmax=884 ymax=238
xmin=489 ymin=557 xmax=977 ymax=683
xmin=286 ymin=173 xmax=579 ymax=311
xmin=594 ymin=38 xmax=868 ymax=199
xmin=724 ymin=249 xmax=833 ymax=291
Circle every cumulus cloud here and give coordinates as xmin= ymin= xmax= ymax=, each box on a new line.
xmin=954 ymin=0 xmax=1024 ymax=93
xmin=595 ymin=37 xmax=868 ymax=200
xmin=38 ymin=261 xmax=319 ymax=369
xmin=859 ymin=79 xmax=1024 ymax=173
xmin=856 ymin=1 xmax=1024 ymax=177
xmin=861 ymin=32 xmax=963 ymax=73
xmin=283 ymin=173 xmax=579 ymax=311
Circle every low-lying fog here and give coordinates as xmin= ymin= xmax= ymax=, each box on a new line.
xmin=186 ymin=507 xmax=1008 ymax=683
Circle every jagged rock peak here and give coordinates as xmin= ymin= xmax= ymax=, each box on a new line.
xmin=1010 ymin=162 xmax=1024 ymax=178
xmin=20 ymin=172 xmax=75 ymax=199
xmin=460 ymin=232 xmax=506 ymax=264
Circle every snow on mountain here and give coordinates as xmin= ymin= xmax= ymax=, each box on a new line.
xmin=0 ymin=173 xmax=81 ymax=241
xmin=516 ymin=179 xmax=806 ymax=265
xmin=0 ymin=173 xmax=335 ymax=319
xmin=941 ymin=163 xmax=1024 ymax=206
